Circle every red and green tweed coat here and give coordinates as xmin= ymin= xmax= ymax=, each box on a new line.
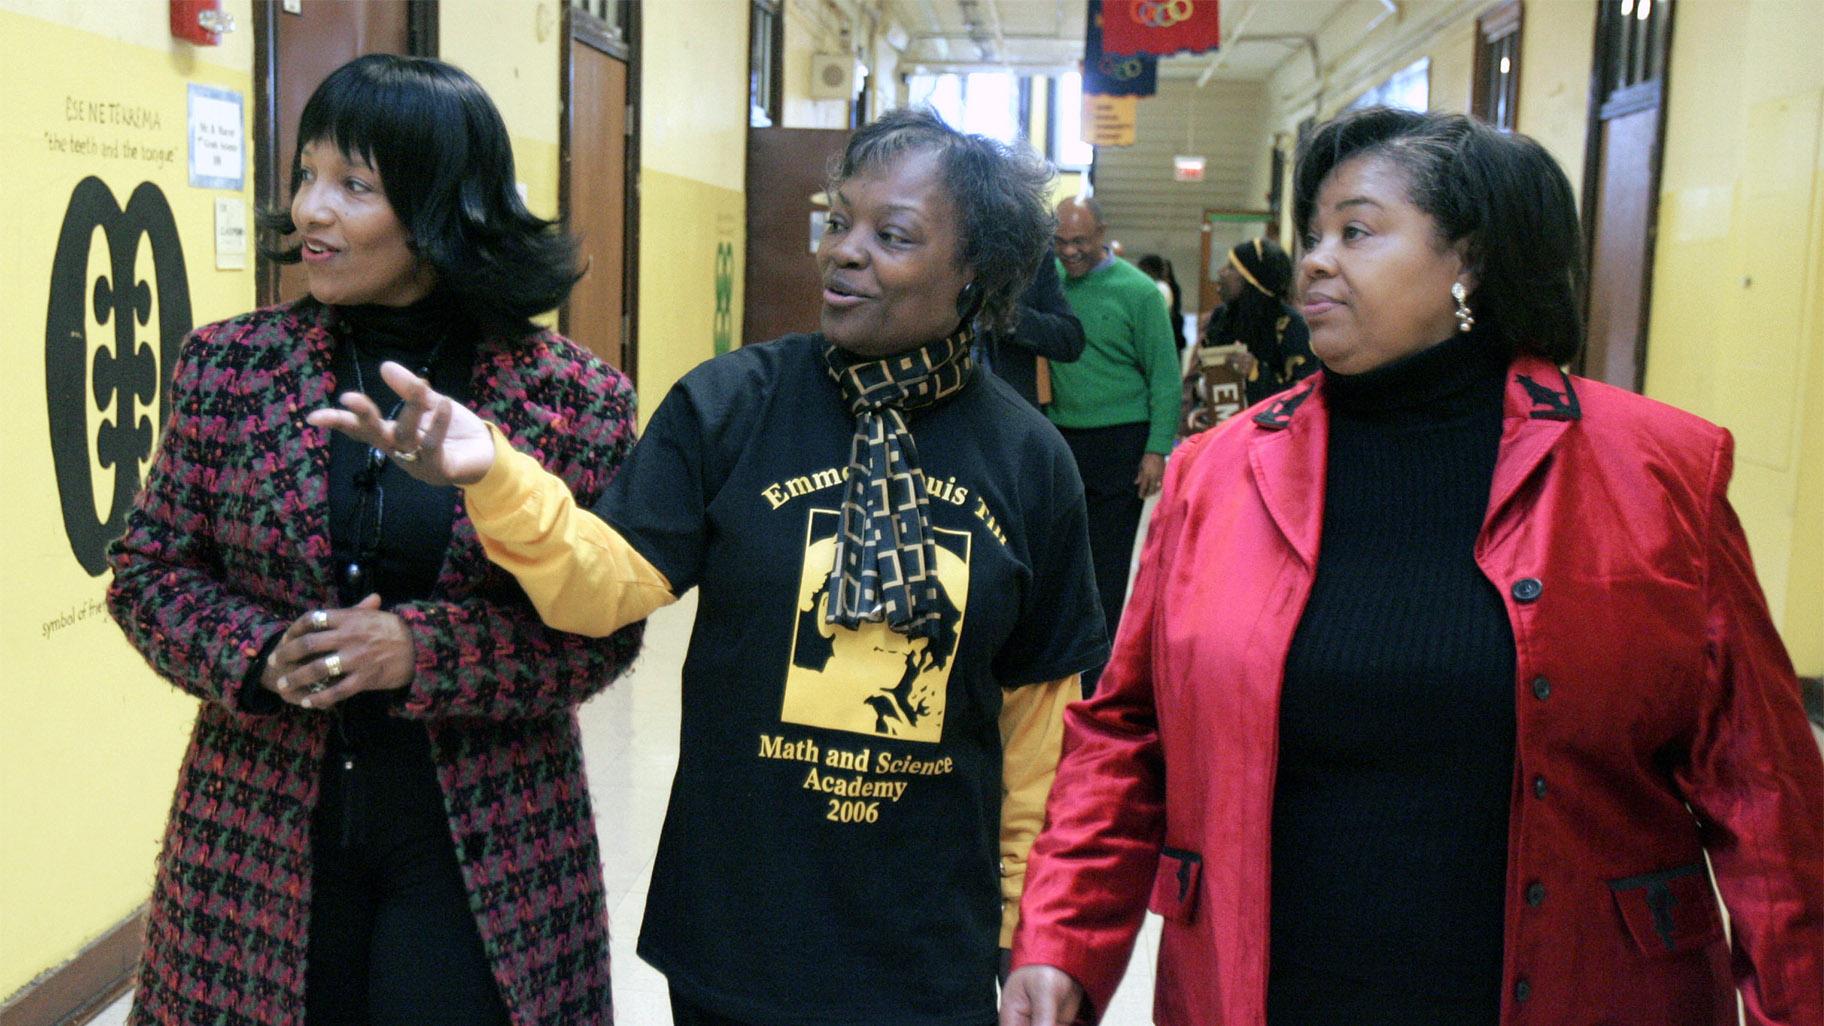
xmin=106 ymin=300 xmax=644 ymax=1026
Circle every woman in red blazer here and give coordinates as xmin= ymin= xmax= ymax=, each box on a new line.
xmin=1004 ymin=108 xmax=1822 ymax=1026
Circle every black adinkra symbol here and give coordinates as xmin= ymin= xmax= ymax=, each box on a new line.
xmin=45 ymin=177 xmax=192 ymax=575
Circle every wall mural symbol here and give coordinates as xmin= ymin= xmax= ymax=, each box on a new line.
xmin=713 ymin=240 xmax=735 ymax=355
xmin=44 ymin=177 xmax=192 ymax=575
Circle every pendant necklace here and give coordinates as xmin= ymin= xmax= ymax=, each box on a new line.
xmin=340 ymin=337 xmax=445 ymax=596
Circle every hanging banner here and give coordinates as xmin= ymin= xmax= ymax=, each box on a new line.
xmin=1084 ymin=0 xmax=1158 ymax=97
xmin=1082 ymin=93 xmax=1138 ymax=147
xmin=1099 ymin=0 xmax=1221 ymax=58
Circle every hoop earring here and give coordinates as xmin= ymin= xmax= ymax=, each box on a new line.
xmin=1451 ymin=281 xmax=1474 ymax=334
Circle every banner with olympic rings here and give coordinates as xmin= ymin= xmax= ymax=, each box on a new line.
xmin=1096 ymin=0 xmax=1221 ymax=58
xmin=1083 ymin=0 xmax=1157 ymax=97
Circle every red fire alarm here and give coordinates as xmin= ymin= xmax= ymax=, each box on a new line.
xmin=171 ymin=0 xmax=234 ymax=46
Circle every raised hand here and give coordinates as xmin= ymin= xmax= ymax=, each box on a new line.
xmin=307 ymin=360 xmax=495 ymax=486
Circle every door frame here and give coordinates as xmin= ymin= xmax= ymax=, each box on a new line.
xmin=559 ymin=2 xmax=642 ymax=386
xmin=1576 ymin=0 xmax=1676 ymax=388
xmin=252 ymin=0 xmax=438 ymax=307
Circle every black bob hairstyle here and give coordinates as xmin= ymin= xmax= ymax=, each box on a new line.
xmin=261 ymin=54 xmax=580 ymax=337
xmin=1293 ymin=107 xmax=1585 ymax=365
xmin=829 ymin=107 xmax=1055 ymax=337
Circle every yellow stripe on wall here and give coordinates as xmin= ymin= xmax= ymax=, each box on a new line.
xmin=0 ymin=7 xmax=254 ymax=998
xmin=635 ymin=169 xmax=746 ymax=426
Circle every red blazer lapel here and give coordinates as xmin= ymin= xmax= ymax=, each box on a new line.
xmin=1246 ymin=376 xmax=1327 ymax=568
xmin=1485 ymin=356 xmax=1580 ymax=539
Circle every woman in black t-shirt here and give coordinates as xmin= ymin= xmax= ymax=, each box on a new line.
xmin=314 ymin=109 xmax=1109 ymax=1026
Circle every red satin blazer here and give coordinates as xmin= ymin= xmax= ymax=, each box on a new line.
xmin=1014 ymin=356 xmax=1823 ymax=1025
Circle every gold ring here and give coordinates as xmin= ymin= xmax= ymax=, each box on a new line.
xmin=392 ymin=447 xmax=420 ymax=464
xmin=323 ymin=652 xmax=344 ymax=678
xmin=309 ymin=609 xmax=330 ymax=630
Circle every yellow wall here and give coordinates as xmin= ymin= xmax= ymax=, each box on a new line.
xmin=1514 ymin=1 xmax=1594 ymax=207
xmin=1423 ymin=17 xmax=1477 ymax=117
xmin=439 ymin=0 xmax=563 ymax=220
xmin=635 ymin=2 xmax=750 ymax=422
xmin=0 ymin=1 xmax=256 ymax=1000
xmin=1261 ymin=1 xmax=1477 ymax=130
xmin=1644 ymin=0 xmax=1824 ymax=674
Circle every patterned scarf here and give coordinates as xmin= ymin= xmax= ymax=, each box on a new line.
xmin=822 ymin=329 xmax=975 ymax=640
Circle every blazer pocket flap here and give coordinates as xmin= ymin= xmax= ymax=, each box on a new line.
xmin=1609 ymin=862 xmax=1724 ymax=955
xmin=1147 ymin=847 xmax=1203 ymax=924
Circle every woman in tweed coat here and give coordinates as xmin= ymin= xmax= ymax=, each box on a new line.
xmin=106 ymin=56 xmax=641 ymax=1025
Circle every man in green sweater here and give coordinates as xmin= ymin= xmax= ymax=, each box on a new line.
xmin=1049 ymin=196 xmax=1182 ymax=694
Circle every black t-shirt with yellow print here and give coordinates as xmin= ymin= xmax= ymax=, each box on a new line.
xmin=596 ymin=334 xmax=1106 ymax=1026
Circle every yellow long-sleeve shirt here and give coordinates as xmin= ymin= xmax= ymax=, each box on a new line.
xmin=462 ymin=422 xmax=1072 ymax=944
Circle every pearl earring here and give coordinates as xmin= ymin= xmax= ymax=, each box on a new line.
xmin=1451 ymin=281 xmax=1474 ymax=334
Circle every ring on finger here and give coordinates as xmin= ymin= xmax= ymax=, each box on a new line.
xmin=309 ymin=609 xmax=330 ymax=630
xmin=323 ymin=652 xmax=344 ymax=679
xmin=392 ymin=447 xmax=420 ymax=464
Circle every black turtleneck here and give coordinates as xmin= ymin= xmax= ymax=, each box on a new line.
xmin=1267 ymin=329 xmax=1515 ymax=1026
xmin=323 ymin=294 xmax=476 ymax=740
xmin=327 ymin=294 xmax=477 ymax=609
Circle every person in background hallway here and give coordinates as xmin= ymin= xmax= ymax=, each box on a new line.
xmin=106 ymin=55 xmax=642 ymax=1026
xmin=975 ymin=255 xmax=1087 ymax=409
xmin=1004 ymin=107 xmax=1823 ymax=1026
xmin=313 ymin=108 xmax=1107 ymax=1026
xmin=1048 ymin=196 xmax=1181 ymax=696
xmin=1136 ymin=253 xmax=1189 ymax=351
xmin=1182 ymin=237 xmax=1315 ymax=431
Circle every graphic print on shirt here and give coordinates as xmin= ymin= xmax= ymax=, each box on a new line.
xmin=783 ymin=507 xmax=970 ymax=743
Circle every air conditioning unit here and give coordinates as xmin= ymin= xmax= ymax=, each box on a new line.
xmin=810 ymin=53 xmax=855 ymax=99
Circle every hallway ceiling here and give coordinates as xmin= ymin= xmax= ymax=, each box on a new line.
xmin=888 ymin=0 xmax=1359 ymax=81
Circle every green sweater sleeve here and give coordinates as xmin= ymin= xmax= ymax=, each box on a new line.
xmin=1136 ymin=287 xmax=1183 ymax=454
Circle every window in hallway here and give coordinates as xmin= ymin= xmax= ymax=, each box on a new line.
xmin=750 ymin=0 xmax=783 ymax=127
xmin=909 ymin=71 xmax=1019 ymax=142
xmin=1349 ymin=57 xmax=1430 ymax=113
xmin=904 ymin=71 xmax=1091 ymax=171
xmin=568 ymin=0 xmax=631 ymax=48
xmin=1049 ymin=71 xmax=1094 ymax=170
xmin=1579 ymin=0 xmax=1677 ymax=392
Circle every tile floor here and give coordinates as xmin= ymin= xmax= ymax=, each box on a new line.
xmin=90 ymin=589 xmax=1164 ymax=1025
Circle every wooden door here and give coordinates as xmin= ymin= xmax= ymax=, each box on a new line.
xmin=561 ymin=7 xmax=634 ymax=373
xmin=744 ymin=127 xmax=851 ymax=345
xmin=254 ymin=0 xmax=430 ymax=307
xmin=1471 ymin=0 xmax=1523 ymax=132
xmin=1585 ymin=106 xmax=1657 ymax=389
xmin=1579 ymin=0 xmax=1675 ymax=390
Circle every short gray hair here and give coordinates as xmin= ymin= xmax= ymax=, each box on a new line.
xmin=832 ymin=107 xmax=1056 ymax=336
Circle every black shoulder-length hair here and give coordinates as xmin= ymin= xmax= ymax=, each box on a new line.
xmin=260 ymin=54 xmax=580 ymax=338
xmin=830 ymin=107 xmax=1055 ymax=337
xmin=1293 ymin=107 xmax=1584 ymax=365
